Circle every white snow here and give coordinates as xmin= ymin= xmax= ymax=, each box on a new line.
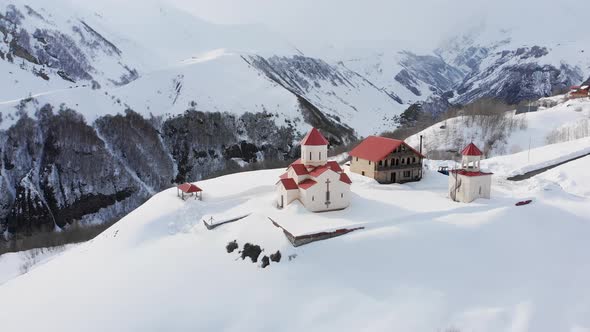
xmin=0 ymin=142 xmax=589 ymax=331
xmin=0 ymin=245 xmax=74 ymax=286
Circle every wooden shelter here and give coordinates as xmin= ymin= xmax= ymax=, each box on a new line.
xmin=177 ymin=183 xmax=203 ymax=200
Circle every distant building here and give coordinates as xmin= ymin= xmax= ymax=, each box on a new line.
xmin=349 ymin=136 xmax=424 ymax=184
xmin=449 ymin=143 xmax=492 ymax=203
xmin=568 ymin=85 xmax=589 ymax=99
xmin=276 ymin=128 xmax=352 ymax=212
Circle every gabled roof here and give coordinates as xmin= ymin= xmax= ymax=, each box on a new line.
xmin=290 ymin=163 xmax=309 ymax=176
xmin=279 ymin=172 xmax=289 ymax=179
xmin=461 ymin=143 xmax=483 ymax=156
xmin=326 ymin=161 xmax=343 ymax=173
xmin=349 ymin=136 xmax=424 ymax=162
xmin=298 ymin=179 xmax=317 ymax=190
xmin=177 ymin=183 xmax=202 ymax=193
xmin=309 ymin=165 xmax=336 ymax=177
xmin=301 ymin=128 xmax=329 ymax=146
xmin=278 ymin=178 xmax=299 ymax=190
xmin=339 ymin=173 xmax=352 ymax=184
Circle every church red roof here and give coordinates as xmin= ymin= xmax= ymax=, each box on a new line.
xmin=326 ymin=161 xmax=343 ymax=173
xmin=461 ymin=143 xmax=483 ymax=156
xmin=177 ymin=183 xmax=202 ymax=193
xmin=339 ymin=173 xmax=352 ymax=184
xmin=301 ymin=128 xmax=329 ymax=146
xmin=298 ymin=179 xmax=317 ymax=190
xmin=290 ymin=163 xmax=309 ymax=176
xmin=349 ymin=136 xmax=424 ymax=162
xmin=278 ymin=178 xmax=299 ymax=190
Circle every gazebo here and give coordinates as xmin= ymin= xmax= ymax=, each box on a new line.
xmin=177 ymin=183 xmax=203 ymax=200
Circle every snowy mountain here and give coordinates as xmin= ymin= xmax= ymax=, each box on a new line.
xmin=436 ymin=26 xmax=590 ymax=105
xmin=1 ymin=141 xmax=589 ymax=331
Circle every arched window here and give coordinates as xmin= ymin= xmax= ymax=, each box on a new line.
xmin=309 ymin=152 xmax=312 ymax=160
xmin=412 ymin=157 xmax=416 ymax=163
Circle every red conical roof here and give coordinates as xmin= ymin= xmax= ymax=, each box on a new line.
xmin=301 ymin=128 xmax=329 ymax=146
xmin=461 ymin=143 xmax=483 ymax=156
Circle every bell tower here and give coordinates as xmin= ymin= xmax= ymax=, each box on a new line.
xmin=300 ymin=128 xmax=328 ymax=167
xmin=460 ymin=143 xmax=483 ymax=171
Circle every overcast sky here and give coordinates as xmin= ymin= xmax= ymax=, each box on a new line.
xmin=164 ymin=0 xmax=589 ymax=49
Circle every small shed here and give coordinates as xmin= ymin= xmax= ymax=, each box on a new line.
xmin=177 ymin=183 xmax=203 ymax=200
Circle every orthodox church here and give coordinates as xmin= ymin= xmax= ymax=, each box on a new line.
xmin=276 ymin=128 xmax=352 ymax=212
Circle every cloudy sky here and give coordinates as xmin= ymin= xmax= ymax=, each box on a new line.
xmin=165 ymin=0 xmax=588 ymax=49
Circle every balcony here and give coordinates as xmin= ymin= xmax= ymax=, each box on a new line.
xmin=376 ymin=163 xmax=421 ymax=171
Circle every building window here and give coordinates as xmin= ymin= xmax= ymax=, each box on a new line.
xmin=319 ymin=152 xmax=321 ymax=160
xmin=369 ymin=161 xmax=371 ymax=165
xmin=412 ymin=157 xmax=416 ymax=163
xmin=479 ymin=186 xmax=482 ymax=195
xmin=401 ymin=158 xmax=405 ymax=164
xmin=362 ymin=171 xmax=365 ymax=176
xmin=379 ymin=160 xmax=383 ymax=166
xmin=312 ymin=196 xmax=314 ymax=201
xmin=356 ymin=157 xmax=358 ymax=161
xmin=341 ymin=193 xmax=343 ymax=198
xmin=309 ymin=152 xmax=312 ymax=160
xmin=403 ymin=171 xmax=411 ymax=177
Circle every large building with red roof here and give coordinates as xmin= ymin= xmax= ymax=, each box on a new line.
xmin=276 ymin=128 xmax=351 ymax=212
xmin=568 ymin=85 xmax=589 ymax=99
xmin=449 ymin=143 xmax=492 ymax=203
xmin=349 ymin=136 xmax=424 ymax=184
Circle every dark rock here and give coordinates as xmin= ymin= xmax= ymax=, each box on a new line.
xmin=270 ymin=250 xmax=281 ymax=263
xmin=226 ymin=240 xmax=238 ymax=253
xmin=260 ymin=255 xmax=270 ymax=268
xmin=241 ymin=243 xmax=262 ymax=263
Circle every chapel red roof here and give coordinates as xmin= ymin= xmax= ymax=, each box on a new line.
xmin=298 ymin=179 xmax=317 ymax=190
xmin=301 ymin=128 xmax=329 ymax=146
xmin=339 ymin=173 xmax=352 ymax=184
xmin=450 ymin=170 xmax=493 ymax=177
xmin=461 ymin=143 xmax=483 ymax=156
xmin=278 ymin=178 xmax=299 ymax=190
xmin=279 ymin=172 xmax=289 ymax=179
xmin=349 ymin=136 xmax=424 ymax=162
xmin=177 ymin=183 xmax=202 ymax=193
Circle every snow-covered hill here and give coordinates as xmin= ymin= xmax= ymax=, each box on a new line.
xmin=1 ymin=143 xmax=589 ymax=331
xmin=406 ymin=95 xmax=590 ymax=158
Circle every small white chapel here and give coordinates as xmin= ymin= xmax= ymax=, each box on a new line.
xmin=449 ymin=143 xmax=493 ymax=203
xmin=276 ymin=128 xmax=352 ymax=212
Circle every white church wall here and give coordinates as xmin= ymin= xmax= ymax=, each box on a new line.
xmin=301 ymin=145 xmax=328 ymax=167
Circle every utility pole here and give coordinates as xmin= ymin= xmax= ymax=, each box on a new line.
xmin=528 ymin=137 xmax=531 ymax=163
